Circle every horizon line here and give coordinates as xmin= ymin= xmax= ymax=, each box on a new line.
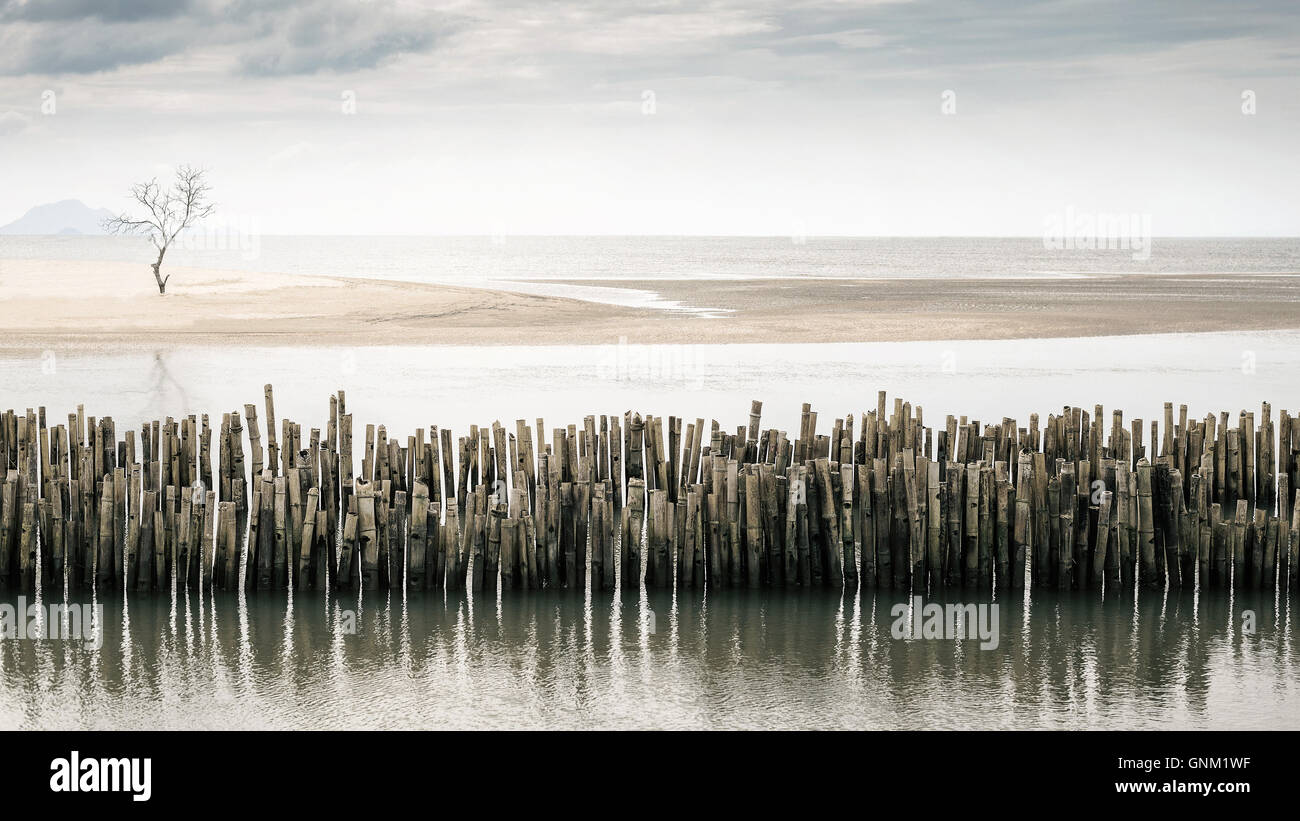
xmin=5 ymin=233 xmax=1300 ymax=241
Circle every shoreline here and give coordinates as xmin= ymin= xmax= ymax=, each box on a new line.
xmin=3 ymin=258 xmax=1299 ymax=352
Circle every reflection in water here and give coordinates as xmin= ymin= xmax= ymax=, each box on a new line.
xmin=4 ymin=338 xmax=1300 ymax=729
xmin=1 ymin=585 xmax=1295 ymax=730
xmin=146 ymin=351 xmax=191 ymax=419
xmin=7 ymin=333 xmax=1300 ymax=454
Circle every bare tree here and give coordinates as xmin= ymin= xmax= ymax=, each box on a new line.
xmin=102 ymin=166 xmax=215 ymax=294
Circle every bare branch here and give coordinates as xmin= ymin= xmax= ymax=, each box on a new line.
xmin=100 ymin=165 xmax=216 ymax=294
xmin=100 ymin=167 xmax=215 ymax=248
xmin=101 ymin=214 xmax=157 ymax=235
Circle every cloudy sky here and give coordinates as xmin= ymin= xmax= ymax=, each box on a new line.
xmin=0 ymin=0 xmax=1297 ymax=235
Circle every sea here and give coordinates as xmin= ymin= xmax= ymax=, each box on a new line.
xmin=0 ymin=235 xmax=1298 ymax=729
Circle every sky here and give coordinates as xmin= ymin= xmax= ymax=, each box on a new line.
xmin=0 ymin=0 xmax=1298 ymax=236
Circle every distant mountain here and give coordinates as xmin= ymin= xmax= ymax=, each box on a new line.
xmin=0 ymin=200 xmax=116 ymax=235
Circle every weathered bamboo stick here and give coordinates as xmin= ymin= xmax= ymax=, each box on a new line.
xmin=6 ymin=392 xmax=1300 ymax=601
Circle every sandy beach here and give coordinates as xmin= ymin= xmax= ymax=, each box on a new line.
xmin=2 ymin=258 xmax=1299 ymax=352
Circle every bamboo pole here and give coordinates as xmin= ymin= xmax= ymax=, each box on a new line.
xmin=1137 ymin=460 xmax=1157 ymax=588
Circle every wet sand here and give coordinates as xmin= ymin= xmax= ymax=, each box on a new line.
xmin=544 ymin=273 xmax=1300 ymax=342
xmin=3 ymin=259 xmax=1299 ymax=352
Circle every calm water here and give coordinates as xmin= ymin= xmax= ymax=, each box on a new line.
xmin=2 ymin=330 xmax=1300 ymax=729
xmin=5 ymin=234 xmax=1298 ymax=315
xmin=3 ymin=330 xmax=1299 ymax=444
xmin=3 ymin=236 xmax=1299 ymax=729
xmin=3 ymin=236 xmax=1300 ymax=286
xmin=1 ymin=585 xmax=1296 ymax=730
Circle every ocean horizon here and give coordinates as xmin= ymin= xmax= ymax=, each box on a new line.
xmin=5 ymin=236 xmax=1300 ymax=285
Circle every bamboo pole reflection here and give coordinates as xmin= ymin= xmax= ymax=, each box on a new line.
xmin=3 ymin=575 xmax=1300 ymax=728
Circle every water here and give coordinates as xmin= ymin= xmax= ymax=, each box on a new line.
xmin=1 ymin=586 xmax=1295 ymax=730
xmin=4 ymin=235 xmax=1299 ymax=729
xmin=6 ymin=234 xmax=1297 ymax=317
xmin=2 ymin=330 xmax=1300 ymax=729
xmin=3 ymin=236 xmax=1299 ymax=287
xmin=1 ymin=330 xmax=1296 ymax=442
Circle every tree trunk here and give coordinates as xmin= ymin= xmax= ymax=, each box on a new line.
xmin=152 ymin=245 xmax=169 ymax=294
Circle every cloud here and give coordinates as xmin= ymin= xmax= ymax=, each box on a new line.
xmin=268 ymin=141 xmax=319 ymax=168
xmin=2 ymin=0 xmax=1298 ymax=87
xmin=0 ymin=21 xmax=186 ymax=74
xmin=0 ymin=0 xmax=195 ymax=23
xmin=236 ymin=2 xmax=440 ymax=76
xmin=0 ymin=0 xmax=443 ymax=76
xmin=0 ymin=110 xmax=30 ymax=136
